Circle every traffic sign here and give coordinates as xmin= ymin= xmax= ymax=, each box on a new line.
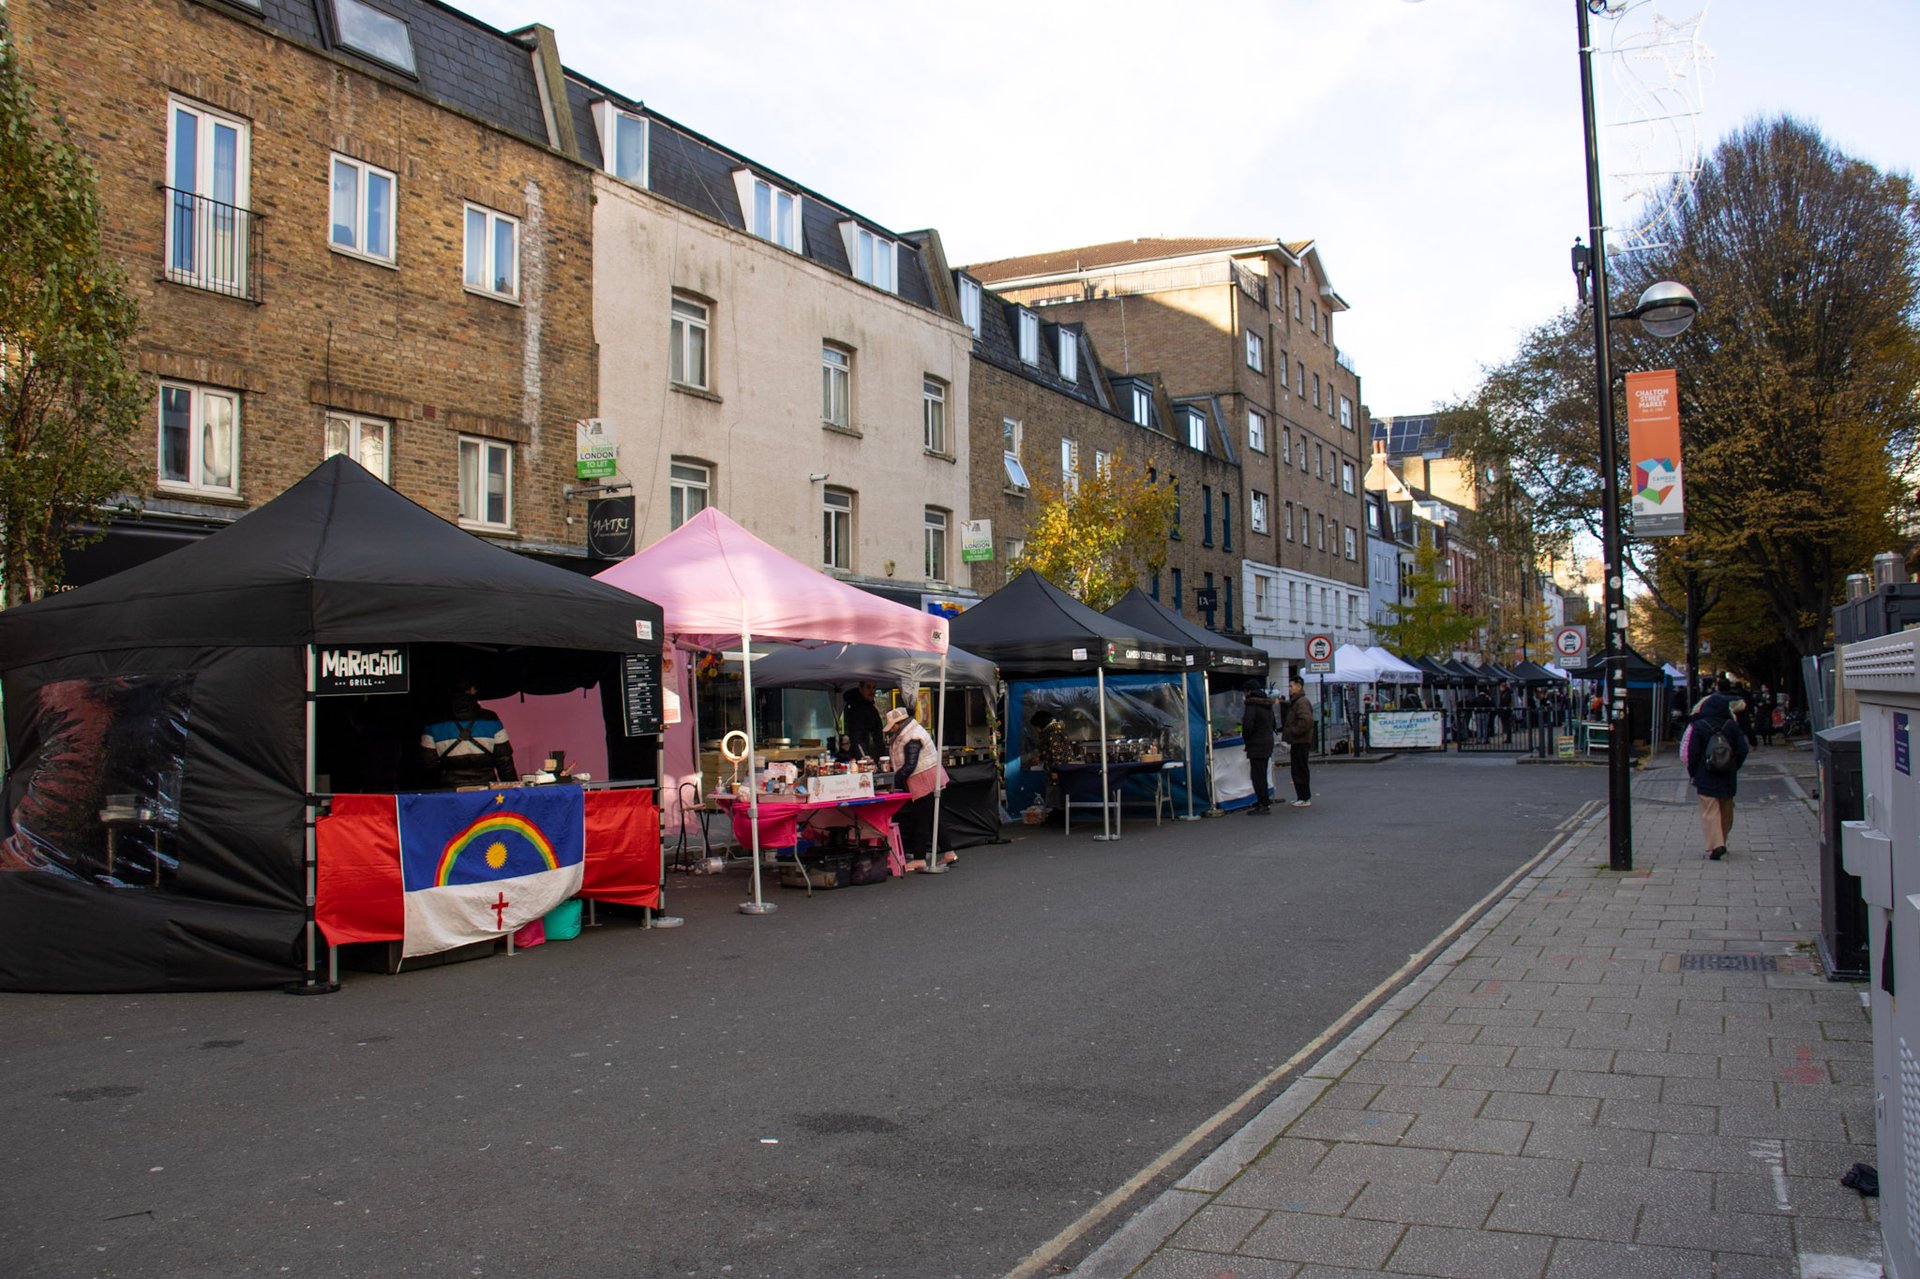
xmin=1552 ymin=626 xmax=1587 ymax=665
xmin=1305 ymin=633 xmax=1333 ymax=674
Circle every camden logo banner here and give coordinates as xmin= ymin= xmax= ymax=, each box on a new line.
xmin=397 ymin=786 xmax=584 ymax=957
xmin=1626 ymin=369 xmax=1684 ymax=537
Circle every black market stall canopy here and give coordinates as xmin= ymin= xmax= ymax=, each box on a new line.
xmin=748 ymin=642 xmax=998 ymax=692
xmin=1507 ymin=660 xmax=1564 ymax=685
xmin=947 ymin=570 xmax=1189 ymax=676
xmin=0 ymin=457 xmax=664 ymax=993
xmin=1105 ymin=588 xmax=1269 ymax=676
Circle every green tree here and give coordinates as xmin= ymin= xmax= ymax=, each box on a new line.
xmin=1011 ymin=452 xmax=1177 ymax=610
xmin=1448 ymin=118 xmax=1920 ymax=667
xmin=1375 ymin=541 xmax=1482 ymax=658
xmin=0 ymin=14 xmax=147 ymax=605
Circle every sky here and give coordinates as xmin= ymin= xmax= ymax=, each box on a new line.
xmin=455 ymin=0 xmax=1918 ymax=417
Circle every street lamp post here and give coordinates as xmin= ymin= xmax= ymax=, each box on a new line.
xmin=1574 ymin=0 xmax=1699 ymax=871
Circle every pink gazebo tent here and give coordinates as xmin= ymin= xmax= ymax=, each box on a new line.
xmin=595 ymin=508 xmax=950 ymax=913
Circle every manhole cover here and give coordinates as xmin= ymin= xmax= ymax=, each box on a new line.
xmin=1678 ymin=953 xmax=1777 ymax=972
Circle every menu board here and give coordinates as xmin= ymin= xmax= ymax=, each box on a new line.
xmin=621 ymin=651 xmax=662 ymax=737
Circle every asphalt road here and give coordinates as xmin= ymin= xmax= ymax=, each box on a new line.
xmin=0 ymin=753 xmax=1600 ymax=1279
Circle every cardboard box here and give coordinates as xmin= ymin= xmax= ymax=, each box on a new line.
xmin=809 ymin=772 xmax=875 ymax=801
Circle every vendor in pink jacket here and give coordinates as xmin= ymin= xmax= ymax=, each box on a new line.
xmin=884 ymin=705 xmax=954 ymax=869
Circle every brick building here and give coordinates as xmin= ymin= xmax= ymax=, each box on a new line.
xmin=955 ymin=272 xmax=1245 ymax=629
xmin=10 ymin=0 xmax=601 ymax=576
xmin=969 ymin=239 xmax=1372 ymax=669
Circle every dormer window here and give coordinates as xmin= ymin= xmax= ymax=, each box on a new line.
xmin=1130 ymin=384 xmax=1152 ymax=427
xmin=958 ymin=276 xmax=981 ymax=336
xmin=1183 ymin=406 xmax=1206 ymax=450
xmin=734 ymin=171 xmax=801 ymax=250
xmin=330 ymin=0 xmax=416 ymax=74
xmin=592 ymin=102 xmax=647 ymax=184
xmin=1017 ymin=309 xmax=1039 ymax=365
xmin=841 ymin=222 xmax=896 ymax=292
xmin=1057 ymin=329 xmax=1078 ymax=383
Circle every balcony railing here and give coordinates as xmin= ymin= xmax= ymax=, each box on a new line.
xmin=162 ymin=187 xmax=262 ymax=302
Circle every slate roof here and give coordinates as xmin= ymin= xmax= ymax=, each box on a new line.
xmin=967 ymin=238 xmax=1294 ymax=284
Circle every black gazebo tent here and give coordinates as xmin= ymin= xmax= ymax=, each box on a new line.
xmin=1105 ymin=588 xmax=1271 ymax=817
xmin=0 ymin=458 xmax=664 ymax=992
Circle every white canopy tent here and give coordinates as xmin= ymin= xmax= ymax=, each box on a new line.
xmin=1364 ymin=646 xmax=1426 ymax=683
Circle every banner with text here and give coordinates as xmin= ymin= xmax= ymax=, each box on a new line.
xmin=1626 ymin=369 xmax=1684 ymax=537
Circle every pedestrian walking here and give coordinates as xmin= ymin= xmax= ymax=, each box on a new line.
xmin=1753 ymin=684 xmax=1777 ymax=746
xmin=1241 ymin=681 xmax=1275 ymax=813
xmin=1281 ymin=674 xmax=1314 ymax=807
xmin=1683 ymin=677 xmax=1750 ymax=861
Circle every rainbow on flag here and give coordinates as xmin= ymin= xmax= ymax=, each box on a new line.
xmin=398 ymin=786 xmax=584 ymax=957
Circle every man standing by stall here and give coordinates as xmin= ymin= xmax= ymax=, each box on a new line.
xmin=884 ymin=705 xmax=953 ymax=869
xmin=1281 ymin=674 xmax=1314 ymax=808
xmin=1241 ymin=681 xmax=1275 ymax=814
xmin=842 ymin=680 xmax=885 ymax=761
xmin=420 ymin=677 xmax=517 ymax=789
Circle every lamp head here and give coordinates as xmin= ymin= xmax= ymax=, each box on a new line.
xmin=1629 ymin=280 xmax=1699 ymax=338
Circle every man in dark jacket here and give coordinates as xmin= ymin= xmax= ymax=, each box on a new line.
xmin=420 ymin=680 xmax=516 ymax=788
xmin=1281 ymin=675 xmax=1315 ymax=807
xmin=841 ymin=681 xmax=884 ymax=760
xmin=1241 ymin=683 xmax=1276 ymax=813
xmin=1685 ymin=678 xmax=1750 ymax=860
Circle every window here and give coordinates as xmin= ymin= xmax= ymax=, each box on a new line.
xmin=1297 ymin=438 xmax=1307 ymax=471
xmin=1293 ymin=287 xmax=1303 ymax=320
xmin=324 ymin=412 xmax=389 ymax=481
xmin=1251 ymin=490 xmax=1269 ymax=533
xmin=1094 ymin=449 xmax=1112 ymax=480
xmin=1278 ymin=353 xmax=1289 ymax=389
xmin=1311 ymin=302 xmax=1320 ymax=335
xmin=1282 ymin=425 xmax=1291 ymax=461
xmin=1002 ymin=418 xmax=1030 ymax=491
xmin=1150 ymin=572 xmax=1161 ymax=602
xmin=822 ymin=488 xmax=854 ymax=570
xmin=1254 ymin=573 xmax=1272 ymax=618
xmin=331 ymin=0 xmax=417 ymax=73
xmin=1202 ymin=485 xmax=1214 ymax=547
xmin=843 ymin=224 xmax=896 ymax=292
xmin=1226 ymin=580 xmax=1236 ymax=631
xmin=1312 ymin=372 xmax=1321 ymax=408
xmin=329 ymin=155 xmax=393 ymax=263
xmin=1284 ymin=500 xmax=1294 ymax=540
xmin=166 ymin=98 xmax=250 ymax=296
xmin=1222 ymin=493 xmax=1232 ymax=551
xmin=158 ymin=382 xmax=238 ymax=495
xmin=1132 ymin=386 xmax=1153 ymax=428
xmin=1321 ymin=587 xmax=1330 ymax=623
xmin=1340 ymin=396 xmax=1354 ymax=430
xmin=1018 ymin=309 xmax=1040 ymax=364
xmin=1348 ymin=593 xmax=1358 ymax=627
xmin=1317 ymin=514 xmax=1326 ymax=551
xmin=1061 ymin=438 xmax=1080 ymax=494
xmin=1316 ymin=443 xmax=1324 ymax=479
xmin=1184 ymin=406 xmax=1204 ymax=449
xmin=924 ymin=508 xmax=950 ymax=581
xmin=1288 ymin=580 xmax=1298 ymax=623
xmin=1004 ymin=537 xmax=1026 ymax=564
xmin=1341 ymin=460 xmax=1355 ymax=494
xmin=1202 ymin=573 xmax=1217 ymax=626
xmin=1297 ymin=361 xmax=1307 ymax=399
xmin=1328 ymin=387 xmax=1336 ymax=419
xmin=592 ymin=103 xmax=647 ymax=183
xmin=1344 ymin=525 xmax=1358 ymax=560
xmin=1367 ymin=502 xmax=1381 ymax=532
xmin=1172 ymin=567 xmax=1183 ymax=611
xmin=463 ymin=203 xmax=518 ymax=299
xmin=1245 ymin=330 xmax=1264 ymax=372
xmin=736 ymin=171 xmax=802 ymax=251
xmin=669 ymin=460 xmax=710 ymax=528
xmin=1171 ymin=480 xmax=1182 ymax=539
xmin=1248 ymin=408 xmax=1267 ymax=453
xmin=1058 ymin=329 xmax=1078 ymax=383
xmin=670 ymin=295 xmax=709 ymax=390
xmin=457 ymin=436 xmax=512 ymax=530
xmin=822 ymin=345 xmax=851 ymax=427
xmin=922 ymin=377 xmax=947 ymax=453
xmin=959 ymin=277 xmax=982 ymax=336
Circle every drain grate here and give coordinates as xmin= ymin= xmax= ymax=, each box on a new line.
xmin=1678 ymin=952 xmax=1777 ymax=972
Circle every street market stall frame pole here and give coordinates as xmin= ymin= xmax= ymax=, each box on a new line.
xmin=1177 ymin=662 xmax=1200 ymax=821
xmin=290 ymin=643 xmax=340 ymax=994
xmin=1093 ymin=664 xmax=1118 ymax=841
xmin=733 ymin=623 xmax=775 ymax=915
xmin=1200 ymin=668 xmax=1224 ymax=818
xmin=919 ymin=650 xmax=952 ymax=873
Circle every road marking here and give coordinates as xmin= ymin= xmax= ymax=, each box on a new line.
xmin=1001 ymin=804 xmax=1598 ymax=1279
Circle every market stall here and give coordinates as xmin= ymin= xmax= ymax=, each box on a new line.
xmin=0 ymin=458 xmax=664 ymax=992
xmin=948 ymin=571 xmax=1189 ymax=839
xmin=594 ymin=508 xmax=948 ymax=911
xmin=1106 ymin=588 xmax=1269 ymax=817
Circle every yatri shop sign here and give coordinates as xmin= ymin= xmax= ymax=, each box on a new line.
xmin=317 ymin=646 xmax=409 ymax=696
xmin=1626 ymin=369 xmax=1684 ymax=537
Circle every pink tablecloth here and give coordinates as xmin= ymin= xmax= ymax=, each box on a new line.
xmin=711 ymin=791 xmax=913 ymax=867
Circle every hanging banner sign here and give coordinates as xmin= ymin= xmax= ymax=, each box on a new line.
xmin=576 ymin=418 xmax=617 ymax=480
xmin=316 ymin=646 xmax=409 ymax=696
xmin=587 ymin=496 xmax=635 ymax=559
xmin=1626 ymin=369 xmax=1684 ymax=537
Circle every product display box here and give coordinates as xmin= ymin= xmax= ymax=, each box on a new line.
xmin=809 ymin=772 xmax=876 ymax=802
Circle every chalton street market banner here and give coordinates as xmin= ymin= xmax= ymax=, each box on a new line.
xmin=1626 ymin=368 xmax=1684 ymax=537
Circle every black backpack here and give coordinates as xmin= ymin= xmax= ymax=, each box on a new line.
xmin=1702 ymin=721 xmax=1736 ymax=774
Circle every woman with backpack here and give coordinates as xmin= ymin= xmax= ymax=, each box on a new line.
xmin=1684 ymin=677 xmax=1750 ymax=861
